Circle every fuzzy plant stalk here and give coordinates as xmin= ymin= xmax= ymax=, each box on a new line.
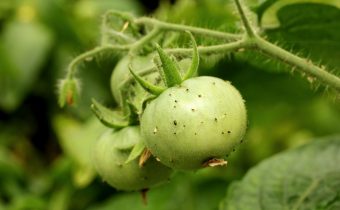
xmin=58 ymin=0 xmax=340 ymax=108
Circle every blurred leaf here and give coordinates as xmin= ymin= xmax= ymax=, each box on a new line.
xmin=0 ymin=146 xmax=24 ymax=179
xmin=48 ymin=186 xmax=72 ymax=210
xmin=88 ymin=171 xmax=228 ymax=210
xmin=8 ymin=194 xmax=47 ymax=210
xmin=74 ymin=0 xmax=142 ymax=18
xmin=0 ymin=20 xmax=53 ymax=112
xmin=53 ymin=115 xmax=107 ymax=188
xmin=257 ymin=0 xmax=340 ymax=29
xmin=156 ymin=0 xmax=238 ymax=31
xmin=0 ymin=0 xmax=15 ymax=20
xmin=220 ymin=135 xmax=340 ymax=210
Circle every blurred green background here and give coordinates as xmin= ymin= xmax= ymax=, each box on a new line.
xmin=0 ymin=0 xmax=339 ymax=209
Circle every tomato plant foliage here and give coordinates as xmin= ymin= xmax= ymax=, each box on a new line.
xmin=1 ymin=0 xmax=338 ymax=209
xmin=54 ymin=0 xmax=340 ymax=208
xmin=221 ymin=136 xmax=340 ymax=210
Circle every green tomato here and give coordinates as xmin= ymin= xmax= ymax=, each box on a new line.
xmin=93 ymin=126 xmax=173 ymax=191
xmin=110 ymin=54 xmax=156 ymax=107
xmin=140 ymin=76 xmax=247 ymax=170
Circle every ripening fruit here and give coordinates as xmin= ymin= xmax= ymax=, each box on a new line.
xmin=110 ymin=55 xmax=156 ymax=107
xmin=140 ymin=76 xmax=247 ymax=170
xmin=93 ymin=126 xmax=173 ymax=191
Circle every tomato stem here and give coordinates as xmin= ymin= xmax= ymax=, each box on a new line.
xmin=253 ymin=36 xmax=340 ymax=91
xmin=165 ymin=39 xmax=250 ymax=55
xmin=233 ymin=0 xmax=257 ymax=38
xmin=129 ymin=27 xmax=161 ymax=54
xmin=66 ymin=45 xmax=129 ymax=80
xmin=134 ymin=17 xmax=242 ymax=41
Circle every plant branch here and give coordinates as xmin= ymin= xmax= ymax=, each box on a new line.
xmin=66 ymin=45 xmax=129 ymax=79
xmin=134 ymin=17 xmax=242 ymax=41
xmin=254 ymin=37 xmax=340 ymax=91
xmin=233 ymin=0 xmax=256 ymax=37
xmin=165 ymin=39 xmax=251 ymax=55
xmin=129 ymin=27 xmax=161 ymax=53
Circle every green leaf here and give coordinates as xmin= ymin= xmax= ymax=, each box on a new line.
xmin=91 ymin=98 xmax=129 ymax=128
xmin=220 ymin=135 xmax=340 ymax=210
xmin=125 ymin=141 xmax=145 ymax=164
xmin=262 ymin=2 xmax=340 ymax=71
xmin=155 ymin=44 xmax=183 ymax=87
xmin=87 ymin=172 xmax=227 ymax=210
xmin=129 ymin=65 xmax=165 ymax=95
xmin=0 ymin=20 xmax=53 ymax=112
xmin=258 ymin=0 xmax=340 ymax=29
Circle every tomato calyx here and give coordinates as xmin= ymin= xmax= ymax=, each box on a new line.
xmin=91 ymin=98 xmax=138 ymax=129
xmin=129 ymin=32 xmax=199 ymax=96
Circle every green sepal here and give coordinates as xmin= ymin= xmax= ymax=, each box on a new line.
xmin=91 ymin=98 xmax=129 ymax=129
xmin=183 ymin=32 xmax=199 ymax=80
xmin=155 ymin=44 xmax=183 ymax=87
xmin=129 ymin=65 xmax=165 ymax=95
xmin=58 ymin=78 xmax=80 ymax=107
xmin=125 ymin=100 xmax=140 ymax=124
xmin=125 ymin=141 xmax=146 ymax=164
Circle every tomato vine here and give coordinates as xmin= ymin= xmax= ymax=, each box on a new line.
xmin=58 ymin=0 xmax=340 ymax=107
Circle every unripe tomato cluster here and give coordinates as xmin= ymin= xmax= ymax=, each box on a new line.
xmin=92 ymin=45 xmax=247 ymax=191
xmin=93 ymin=126 xmax=172 ymax=191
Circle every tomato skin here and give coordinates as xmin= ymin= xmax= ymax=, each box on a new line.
xmin=110 ymin=55 xmax=155 ymax=107
xmin=93 ymin=126 xmax=172 ymax=191
xmin=140 ymin=76 xmax=247 ymax=170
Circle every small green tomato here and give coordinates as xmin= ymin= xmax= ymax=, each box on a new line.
xmin=110 ymin=55 xmax=156 ymax=107
xmin=93 ymin=126 xmax=173 ymax=191
xmin=140 ymin=76 xmax=247 ymax=170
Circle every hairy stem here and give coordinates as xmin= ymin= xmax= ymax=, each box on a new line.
xmin=129 ymin=27 xmax=161 ymax=53
xmin=254 ymin=37 xmax=340 ymax=91
xmin=166 ymin=39 xmax=251 ymax=55
xmin=233 ymin=0 xmax=256 ymax=37
xmin=134 ymin=17 xmax=242 ymax=41
xmin=66 ymin=45 xmax=129 ymax=79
